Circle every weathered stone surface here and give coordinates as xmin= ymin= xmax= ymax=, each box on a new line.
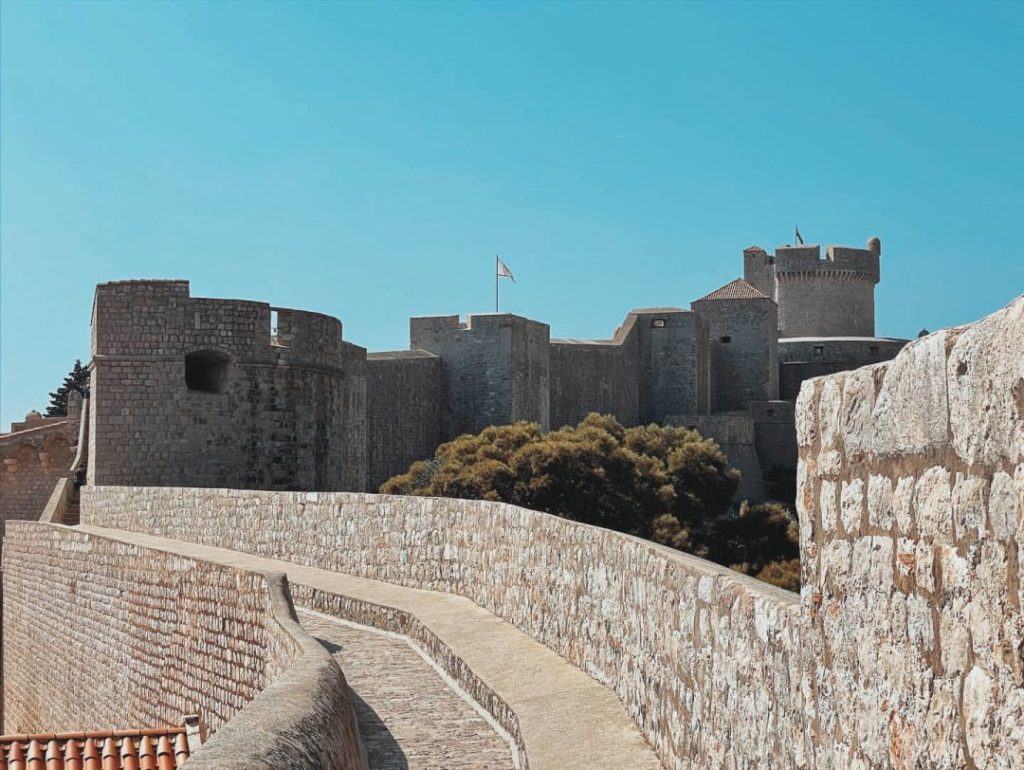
xmin=866 ymin=329 xmax=950 ymax=456
xmin=797 ymin=296 xmax=1024 ymax=768
xmin=298 ymin=610 xmax=514 ymax=770
xmin=946 ymin=297 xmax=1024 ymax=466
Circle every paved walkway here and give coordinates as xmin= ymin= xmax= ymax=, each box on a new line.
xmin=299 ymin=609 xmax=515 ymax=770
xmin=77 ymin=525 xmax=664 ymax=770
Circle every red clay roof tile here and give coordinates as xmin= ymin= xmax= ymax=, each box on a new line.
xmin=1 ymin=727 xmax=190 ymax=770
xmin=693 ymin=277 xmax=769 ymax=302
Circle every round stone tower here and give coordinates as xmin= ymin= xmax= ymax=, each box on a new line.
xmin=774 ymin=237 xmax=881 ymax=338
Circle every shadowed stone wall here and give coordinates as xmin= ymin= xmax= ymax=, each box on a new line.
xmin=779 ymin=337 xmax=906 ymax=401
xmin=0 ymin=424 xmax=74 ymax=536
xmin=365 ymin=351 xmax=444 ymax=490
xmin=1 ymin=522 xmax=364 ymax=770
xmin=796 ymin=295 xmax=1023 ymax=768
xmin=0 ymin=397 xmax=81 ymax=535
xmin=691 ymin=294 xmax=778 ymax=411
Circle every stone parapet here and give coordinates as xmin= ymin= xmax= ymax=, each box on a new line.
xmin=82 ymin=485 xmax=804 ymax=770
xmin=795 ymin=295 xmax=1023 ymax=767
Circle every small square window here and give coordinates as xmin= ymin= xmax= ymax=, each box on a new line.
xmin=813 ymin=345 xmax=824 ymax=357
xmin=720 ymin=335 xmax=732 ymax=343
xmin=652 ymin=318 xmax=666 ymax=328
xmin=869 ymin=345 xmax=880 ymax=358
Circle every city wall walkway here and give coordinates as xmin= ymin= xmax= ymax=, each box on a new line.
xmin=76 ymin=524 xmax=664 ymax=770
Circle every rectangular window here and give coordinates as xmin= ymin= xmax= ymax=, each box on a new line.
xmin=813 ymin=345 xmax=824 ymax=357
xmin=652 ymin=319 xmax=666 ymax=328
xmin=720 ymin=335 xmax=732 ymax=343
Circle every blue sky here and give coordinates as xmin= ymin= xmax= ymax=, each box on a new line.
xmin=2 ymin=0 xmax=1022 ymax=427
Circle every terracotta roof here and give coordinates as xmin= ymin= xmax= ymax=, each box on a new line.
xmin=693 ymin=278 xmax=769 ymax=302
xmin=1 ymin=726 xmax=191 ymax=770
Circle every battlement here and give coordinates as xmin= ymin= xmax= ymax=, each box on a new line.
xmin=773 ymin=238 xmax=881 ymax=283
xmin=409 ymin=312 xmax=546 ymax=343
xmin=92 ymin=279 xmax=348 ymax=370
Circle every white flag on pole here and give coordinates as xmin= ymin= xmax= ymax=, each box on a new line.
xmin=496 ymin=257 xmax=516 ymax=283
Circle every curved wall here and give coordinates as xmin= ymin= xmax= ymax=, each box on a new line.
xmin=87 ymin=280 xmax=366 ymax=492
xmin=83 ymin=485 xmax=804 ymax=770
xmin=773 ymin=244 xmax=880 ymax=338
xmin=1 ymin=522 xmax=363 ymax=770
xmin=76 ymin=296 xmax=1024 ymax=769
xmin=776 ymin=273 xmax=876 ymax=337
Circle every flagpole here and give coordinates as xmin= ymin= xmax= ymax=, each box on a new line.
xmin=495 ymin=254 xmax=499 ymax=313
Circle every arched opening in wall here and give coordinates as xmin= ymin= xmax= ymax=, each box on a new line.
xmin=184 ymin=350 xmax=232 ymax=393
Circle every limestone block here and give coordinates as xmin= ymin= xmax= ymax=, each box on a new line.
xmin=870 ymin=331 xmax=950 ymax=456
xmin=963 ymin=666 xmax=994 ymax=767
xmin=914 ymin=467 xmax=953 ymax=543
xmin=795 ymin=381 xmax=818 ymax=450
xmin=915 ymin=542 xmax=935 ymax=593
xmin=815 ymin=449 xmax=843 ymax=479
xmin=840 ymin=478 xmax=865 ymax=533
xmin=868 ymin=474 xmax=894 ymax=530
xmin=947 ymin=296 xmax=1024 ymax=467
xmin=839 ymin=364 xmax=878 ymax=451
xmin=896 ymin=538 xmax=916 ymax=579
xmin=939 ymin=594 xmax=970 ymax=675
xmin=817 ymin=377 xmax=844 ymax=450
xmin=989 ymin=470 xmax=1017 ymax=540
xmin=923 ymin=677 xmax=964 ymax=765
xmin=893 ymin=476 xmax=916 ymax=535
xmin=952 ymin=472 xmax=989 ymax=540
xmin=820 ymin=480 xmax=839 ymax=533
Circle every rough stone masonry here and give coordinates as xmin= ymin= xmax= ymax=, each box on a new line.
xmin=796 ymin=295 xmax=1023 ymax=768
xmin=72 ymin=294 xmax=1023 ymax=769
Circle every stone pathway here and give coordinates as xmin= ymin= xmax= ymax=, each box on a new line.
xmin=298 ymin=609 xmax=515 ymax=770
xmin=76 ymin=525 xmax=663 ymax=770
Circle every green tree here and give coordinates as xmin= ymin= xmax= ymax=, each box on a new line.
xmin=45 ymin=359 xmax=89 ymax=417
xmin=382 ymin=412 xmax=737 ymax=542
xmin=756 ymin=559 xmax=801 ymax=592
xmin=704 ymin=500 xmax=800 ymax=574
xmin=382 ymin=413 xmax=802 ymax=589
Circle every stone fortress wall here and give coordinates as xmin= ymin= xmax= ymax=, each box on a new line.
xmin=746 ymin=239 xmax=881 ymax=338
xmin=1 ymin=521 xmax=364 ymax=769
xmin=75 ymin=294 xmax=1024 ymax=768
xmin=1 ymin=235 xmax=905 ymax=523
xmin=87 ymin=279 xmax=367 ymax=492
xmin=0 ymin=395 xmax=82 ymax=536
